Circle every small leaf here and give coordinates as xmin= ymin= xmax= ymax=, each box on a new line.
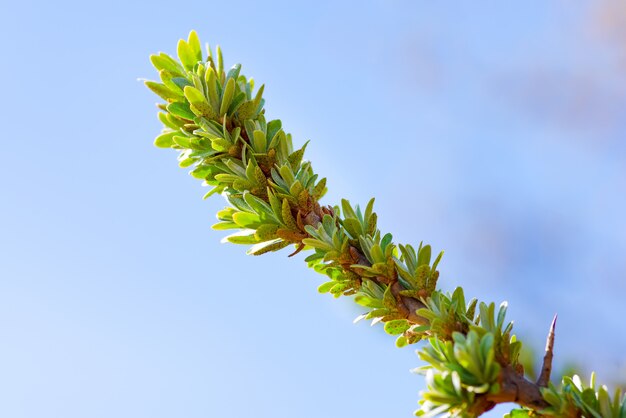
xmin=220 ymin=77 xmax=235 ymax=116
xmin=247 ymin=239 xmax=290 ymax=255
xmin=418 ymin=244 xmax=432 ymax=266
xmin=177 ymin=39 xmax=196 ymax=70
xmin=150 ymin=53 xmax=184 ymax=75
xmin=154 ymin=131 xmax=176 ymax=148
xmin=318 ymin=282 xmax=335 ymax=294
xmin=384 ymin=319 xmax=410 ymax=335
xmin=183 ymin=85 xmax=206 ymax=103
xmin=232 ymin=212 xmax=261 ymax=228
xmin=288 ymin=140 xmax=309 ymax=170
xmin=205 ymin=67 xmax=220 ymax=111
xmin=187 ymin=30 xmax=202 ymax=62
xmin=184 ymin=86 xmax=216 ymax=119
xmin=211 ymin=222 xmax=238 ymax=230
xmin=216 ymin=45 xmax=224 ymax=78
xmin=171 ymin=77 xmax=193 ymax=90
xmin=226 ymin=63 xmax=242 ymax=82
xmin=354 ymin=295 xmax=383 ymax=308
xmin=167 ymin=102 xmax=195 ymax=120
xmin=237 ymin=100 xmax=257 ymax=120
xmin=396 ymin=336 xmax=408 ymax=348
xmin=225 ymin=234 xmax=260 ymax=245
xmin=227 ymin=92 xmax=246 ymax=115
xmin=145 ymin=81 xmax=183 ymax=101
xmin=255 ymin=224 xmax=279 ymax=240
xmin=312 ymin=178 xmax=327 ymax=199
xmin=252 ymin=130 xmax=267 ymax=153
xmin=173 ymin=135 xmax=190 ymax=148
xmin=253 ymin=84 xmax=265 ymax=109
xmin=281 ymin=199 xmax=298 ymax=230
xmin=382 ymin=285 xmax=396 ymax=310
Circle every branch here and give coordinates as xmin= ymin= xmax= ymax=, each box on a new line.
xmin=145 ymin=31 xmax=625 ymax=418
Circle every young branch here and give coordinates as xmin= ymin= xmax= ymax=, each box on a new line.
xmin=145 ymin=31 xmax=625 ymax=418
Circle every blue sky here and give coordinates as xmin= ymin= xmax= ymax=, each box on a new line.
xmin=1 ymin=1 xmax=625 ymax=417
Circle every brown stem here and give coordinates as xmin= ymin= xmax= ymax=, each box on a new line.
xmin=346 ymin=245 xmax=428 ymax=324
xmin=401 ymin=296 xmax=428 ymax=324
xmin=487 ymin=365 xmax=550 ymax=410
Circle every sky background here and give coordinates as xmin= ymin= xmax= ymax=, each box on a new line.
xmin=1 ymin=1 xmax=626 ymax=417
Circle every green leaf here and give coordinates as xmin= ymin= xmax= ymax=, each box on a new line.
xmin=145 ymin=81 xmax=183 ymax=101
xmin=227 ymin=92 xmax=246 ymax=115
xmin=171 ymin=77 xmax=193 ymax=90
xmin=158 ymin=112 xmax=179 ymax=129
xmin=266 ymin=119 xmax=282 ymax=143
xmin=167 ymin=102 xmax=195 ymax=120
xmin=354 ymin=295 xmax=383 ymax=308
xmin=418 ymin=244 xmax=431 ymax=266
xmin=177 ymin=39 xmax=196 ymax=70
xmin=187 ymin=30 xmax=202 ymax=62
xmin=252 ymin=130 xmax=267 ymax=152
xmin=255 ymin=224 xmax=279 ymax=240
xmin=382 ymin=285 xmax=396 ymax=310
xmin=380 ymin=233 xmax=393 ymax=251
xmin=232 ymin=212 xmax=261 ymax=228
xmin=237 ymin=100 xmax=257 ymax=120
xmin=178 ymin=157 xmax=194 ymax=168
xmin=267 ymin=190 xmax=283 ymax=222
xmin=341 ymin=199 xmax=357 ymax=219
xmin=395 ymin=336 xmax=408 ymax=348
xmin=281 ymin=199 xmax=298 ymax=230
xmin=225 ymin=233 xmax=261 ymax=245
xmin=150 ymin=53 xmax=184 ymax=75
xmin=288 ymin=140 xmax=308 ymax=170
xmin=173 ymin=135 xmax=190 ymax=148
xmin=243 ymin=192 xmax=273 ymax=217
xmin=204 ymin=67 xmax=220 ymax=112
xmin=183 ymin=85 xmax=206 ymax=103
xmin=253 ymin=84 xmax=265 ymax=109
xmin=216 ymin=45 xmax=224 ymax=78
xmin=312 ymin=178 xmax=327 ymax=199
xmin=247 ymin=239 xmax=290 ymax=255
xmin=505 ymin=410 xmax=532 ymax=418
xmin=211 ymin=221 xmax=239 ymax=230
xmin=159 ymin=69 xmax=184 ymax=93
xmin=226 ymin=63 xmax=242 ymax=82
xmin=220 ymin=77 xmax=235 ymax=116
xmin=364 ymin=198 xmax=375 ymax=223
xmin=318 ymin=282 xmax=335 ymax=294
xmin=289 ymin=181 xmax=304 ymax=198
xmin=342 ymin=218 xmax=362 ymax=238
xmin=184 ymin=86 xmax=216 ymax=119
xmin=154 ymin=131 xmax=176 ymax=148
xmin=384 ymin=319 xmax=410 ymax=335
xmin=301 ymin=238 xmax=333 ymax=251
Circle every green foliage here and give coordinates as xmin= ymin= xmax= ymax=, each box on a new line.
xmin=504 ymin=374 xmax=626 ymax=418
xmin=395 ymin=242 xmax=442 ymax=296
xmin=146 ymin=31 xmax=623 ymax=418
xmin=539 ymin=374 xmax=626 ymax=418
xmin=415 ymin=331 xmax=501 ymax=417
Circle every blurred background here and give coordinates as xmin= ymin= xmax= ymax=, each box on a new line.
xmin=1 ymin=1 xmax=625 ymax=417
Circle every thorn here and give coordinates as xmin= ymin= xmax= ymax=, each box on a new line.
xmin=537 ymin=314 xmax=558 ymax=387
